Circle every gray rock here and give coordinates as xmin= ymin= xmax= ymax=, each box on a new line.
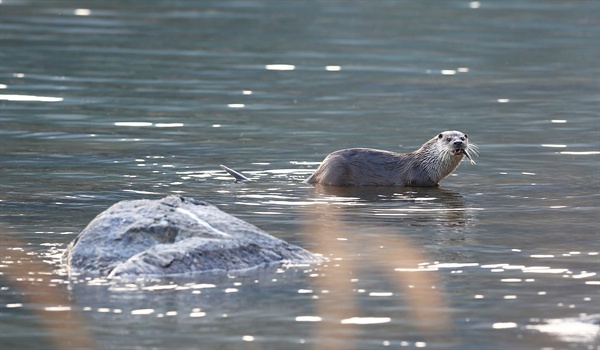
xmin=62 ymin=195 xmax=322 ymax=277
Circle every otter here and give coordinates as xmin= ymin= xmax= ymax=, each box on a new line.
xmin=304 ymin=131 xmax=477 ymax=187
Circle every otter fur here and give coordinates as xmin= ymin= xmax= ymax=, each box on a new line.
xmin=304 ymin=131 xmax=477 ymax=187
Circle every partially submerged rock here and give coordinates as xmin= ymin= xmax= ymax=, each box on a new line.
xmin=62 ymin=196 xmax=321 ymax=277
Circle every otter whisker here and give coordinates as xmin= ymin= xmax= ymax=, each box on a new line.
xmin=468 ymin=143 xmax=479 ymax=156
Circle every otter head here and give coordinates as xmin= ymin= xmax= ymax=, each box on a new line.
xmin=437 ymin=131 xmax=468 ymax=155
xmin=436 ymin=130 xmax=477 ymax=164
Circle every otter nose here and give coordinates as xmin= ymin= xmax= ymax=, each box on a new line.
xmin=453 ymin=140 xmax=464 ymax=147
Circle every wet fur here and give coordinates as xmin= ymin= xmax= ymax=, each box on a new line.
xmin=305 ymin=131 xmax=476 ymax=187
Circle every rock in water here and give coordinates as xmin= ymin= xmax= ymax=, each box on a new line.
xmin=62 ymin=196 xmax=321 ymax=277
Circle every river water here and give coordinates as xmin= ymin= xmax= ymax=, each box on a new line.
xmin=1 ymin=0 xmax=599 ymax=349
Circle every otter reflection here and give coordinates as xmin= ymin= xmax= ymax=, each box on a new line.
xmin=311 ymin=185 xmax=471 ymax=230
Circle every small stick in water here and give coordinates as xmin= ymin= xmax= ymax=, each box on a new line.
xmin=220 ymin=165 xmax=251 ymax=182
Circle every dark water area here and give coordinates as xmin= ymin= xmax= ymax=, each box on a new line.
xmin=1 ymin=0 xmax=599 ymax=349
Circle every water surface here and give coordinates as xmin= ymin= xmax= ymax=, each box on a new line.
xmin=1 ymin=1 xmax=599 ymax=349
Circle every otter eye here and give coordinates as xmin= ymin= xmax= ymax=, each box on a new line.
xmin=460 ymin=137 xmax=465 ymax=141
xmin=438 ymin=134 xmax=443 ymax=139
xmin=446 ymin=137 xmax=452 ymax=142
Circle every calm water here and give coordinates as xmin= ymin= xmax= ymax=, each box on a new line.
xmin=1 ymin=0 xmax=599 ymax=349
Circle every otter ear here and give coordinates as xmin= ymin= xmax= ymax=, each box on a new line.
xmin=464 ymin=134 xmax=468 ymax=139
xmin=438 ymin=133 xmax=443 ymax=139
